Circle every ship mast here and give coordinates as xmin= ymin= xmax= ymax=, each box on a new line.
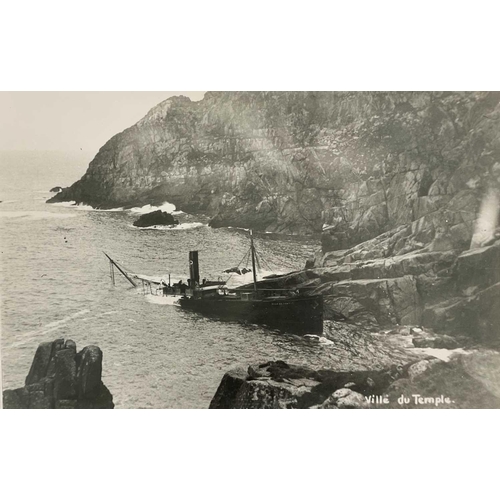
xmin=250 ymin=230 xmax=258 ymax=292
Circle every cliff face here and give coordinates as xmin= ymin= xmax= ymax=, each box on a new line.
xmin=49 ymin=92 xmax=500 ymax=244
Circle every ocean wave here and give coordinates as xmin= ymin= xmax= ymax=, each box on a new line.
xmin=0 ymin=199 xmax=18 ymax=204
xmin=129 ymin=201 xmax=177 ymax=214
xmin=0 ymin=210 xmax=77 ymax=220
xmin=51 ymin=201 xmax=78 ymax=207
xmin=136 ymin=222 xmax=206 ymax=231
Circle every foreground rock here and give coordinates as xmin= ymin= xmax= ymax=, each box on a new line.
xmin=133 ymin=210 xmax=179 ymax=228
xmin=2 ymin=339 xmax=114 ymax=409
xmin=210 ymin=351 xmax=500 ymax=409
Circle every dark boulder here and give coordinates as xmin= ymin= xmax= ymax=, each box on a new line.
xmin=133 ymin=210 xmax=179 ymax=228
xmin=209 ymin=367 xmax=248 ymax=409
xmin=50 ymin=186 xmax=63 ymax=193
xmin=3 ymin=339 xmax=114 ymax=409
xmin=412 ymin=335 xmax=460 ymax=349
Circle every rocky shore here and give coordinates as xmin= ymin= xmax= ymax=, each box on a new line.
xmin=210 ymin=349 xmax=500 ymax=409
xmin=2 ymin=339 xmax=114 ymax=409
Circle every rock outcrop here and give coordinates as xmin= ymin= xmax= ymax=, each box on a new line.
xmin=132 ymin=209 xmax=179 ymax=227
xmin=2 ymin=339 xmax=114 ymax=409
xmin=210 ymin=352 xmax=500 ymax=409
xmin=50 ymin=186 xmax=63 ymax=193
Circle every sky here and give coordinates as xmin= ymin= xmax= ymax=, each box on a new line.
xmin=0 ymin=92 xmax=206 ymax=155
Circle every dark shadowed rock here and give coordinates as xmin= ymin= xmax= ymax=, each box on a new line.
xmin=77 ymin=382 xmax=115 ymax=409
xmin=454 ymin=242 xmax=500 ymax=291
xmin=133 ymin=210 xmax=179 ymax=228
xmin=50 ymin=186 xmax=63 ymax=193
xmin=209 ymin=367 xmax=248 ymax=409
xmin=46 ymin=338 xmax=65 ymax=378
xmin=65 ymin=339 xmax=77 ymax=354
xmin=76 ymin=346 xmax=103 ymax=398
xmin=53 ymin=348 xmax=77 ymax=399
xmin=412 ymin=335 xmax=460 ymax=349
xmin=25 ymin=341 xmax=53 ymax=385
xmin=2 ymin=389 xmax=24 ymax=409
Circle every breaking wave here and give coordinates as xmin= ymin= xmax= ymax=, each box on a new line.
xmin=136 ymin=222 xmax=206 ymax=231
xmin=52 ymin=201 xmax=78 ymax=208
xmin=129 ymin=201 xmax=176 ymax=214
xmin=144 ymin=295 xmax=182 ymax=306
xmin=75 ymin=204 xmax=124 ymax=212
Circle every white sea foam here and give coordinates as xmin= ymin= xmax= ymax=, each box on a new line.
xmin=172 ymin=210 xmax=185 ymax=215
xmin=145 ymin=295 xmax=181 ymax=306
xmin=1 ymin=199 xmax=18 ymax=204
xmin=414 ymin=347 xmax=469 ymax=362
xmin=136 ymin=222 xmax=206 ymax=231
xmin=0 ymin=211 xmax=77 ymax=220
xmin=129 ymin=201 xmax=177 ymax=214
xmin=75 ymin=204 xmax=124 ymax=212
xmin=52 ymin=201 xmax=77 ymax=207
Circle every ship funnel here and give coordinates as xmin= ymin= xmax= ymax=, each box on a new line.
xmin=189 ymin=251 xmax=200 ymax=286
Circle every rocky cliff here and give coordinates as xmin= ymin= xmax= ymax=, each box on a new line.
xmin=48 ymin=92 xmax=500 ymax=243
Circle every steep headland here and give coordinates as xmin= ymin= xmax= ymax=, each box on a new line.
xmin=48 ymin=92 xmax=500 ymax=242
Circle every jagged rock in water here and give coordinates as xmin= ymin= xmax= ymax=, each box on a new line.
xmin=132 ymin=210 xmax=179 ymax=228
xmin=2 ymin=339 xmax=114 ymax=409
xmin=210 ymin=351 xmax=500 ymax=409
xmin=50 ymin=186 xmax=63 ymax=193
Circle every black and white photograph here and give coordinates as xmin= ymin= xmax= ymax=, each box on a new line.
xmin=1 ymin=90 xmax=499 ymax=410
xmin=2 ymin=3 xmax=499 ymax=498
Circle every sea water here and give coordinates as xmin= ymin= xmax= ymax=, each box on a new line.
xmin=0 ymin=151 xmax=402 ymax=408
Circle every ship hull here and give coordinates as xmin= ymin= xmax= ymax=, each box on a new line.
xmin=179 ymin=294 xmax=323 ymax=334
